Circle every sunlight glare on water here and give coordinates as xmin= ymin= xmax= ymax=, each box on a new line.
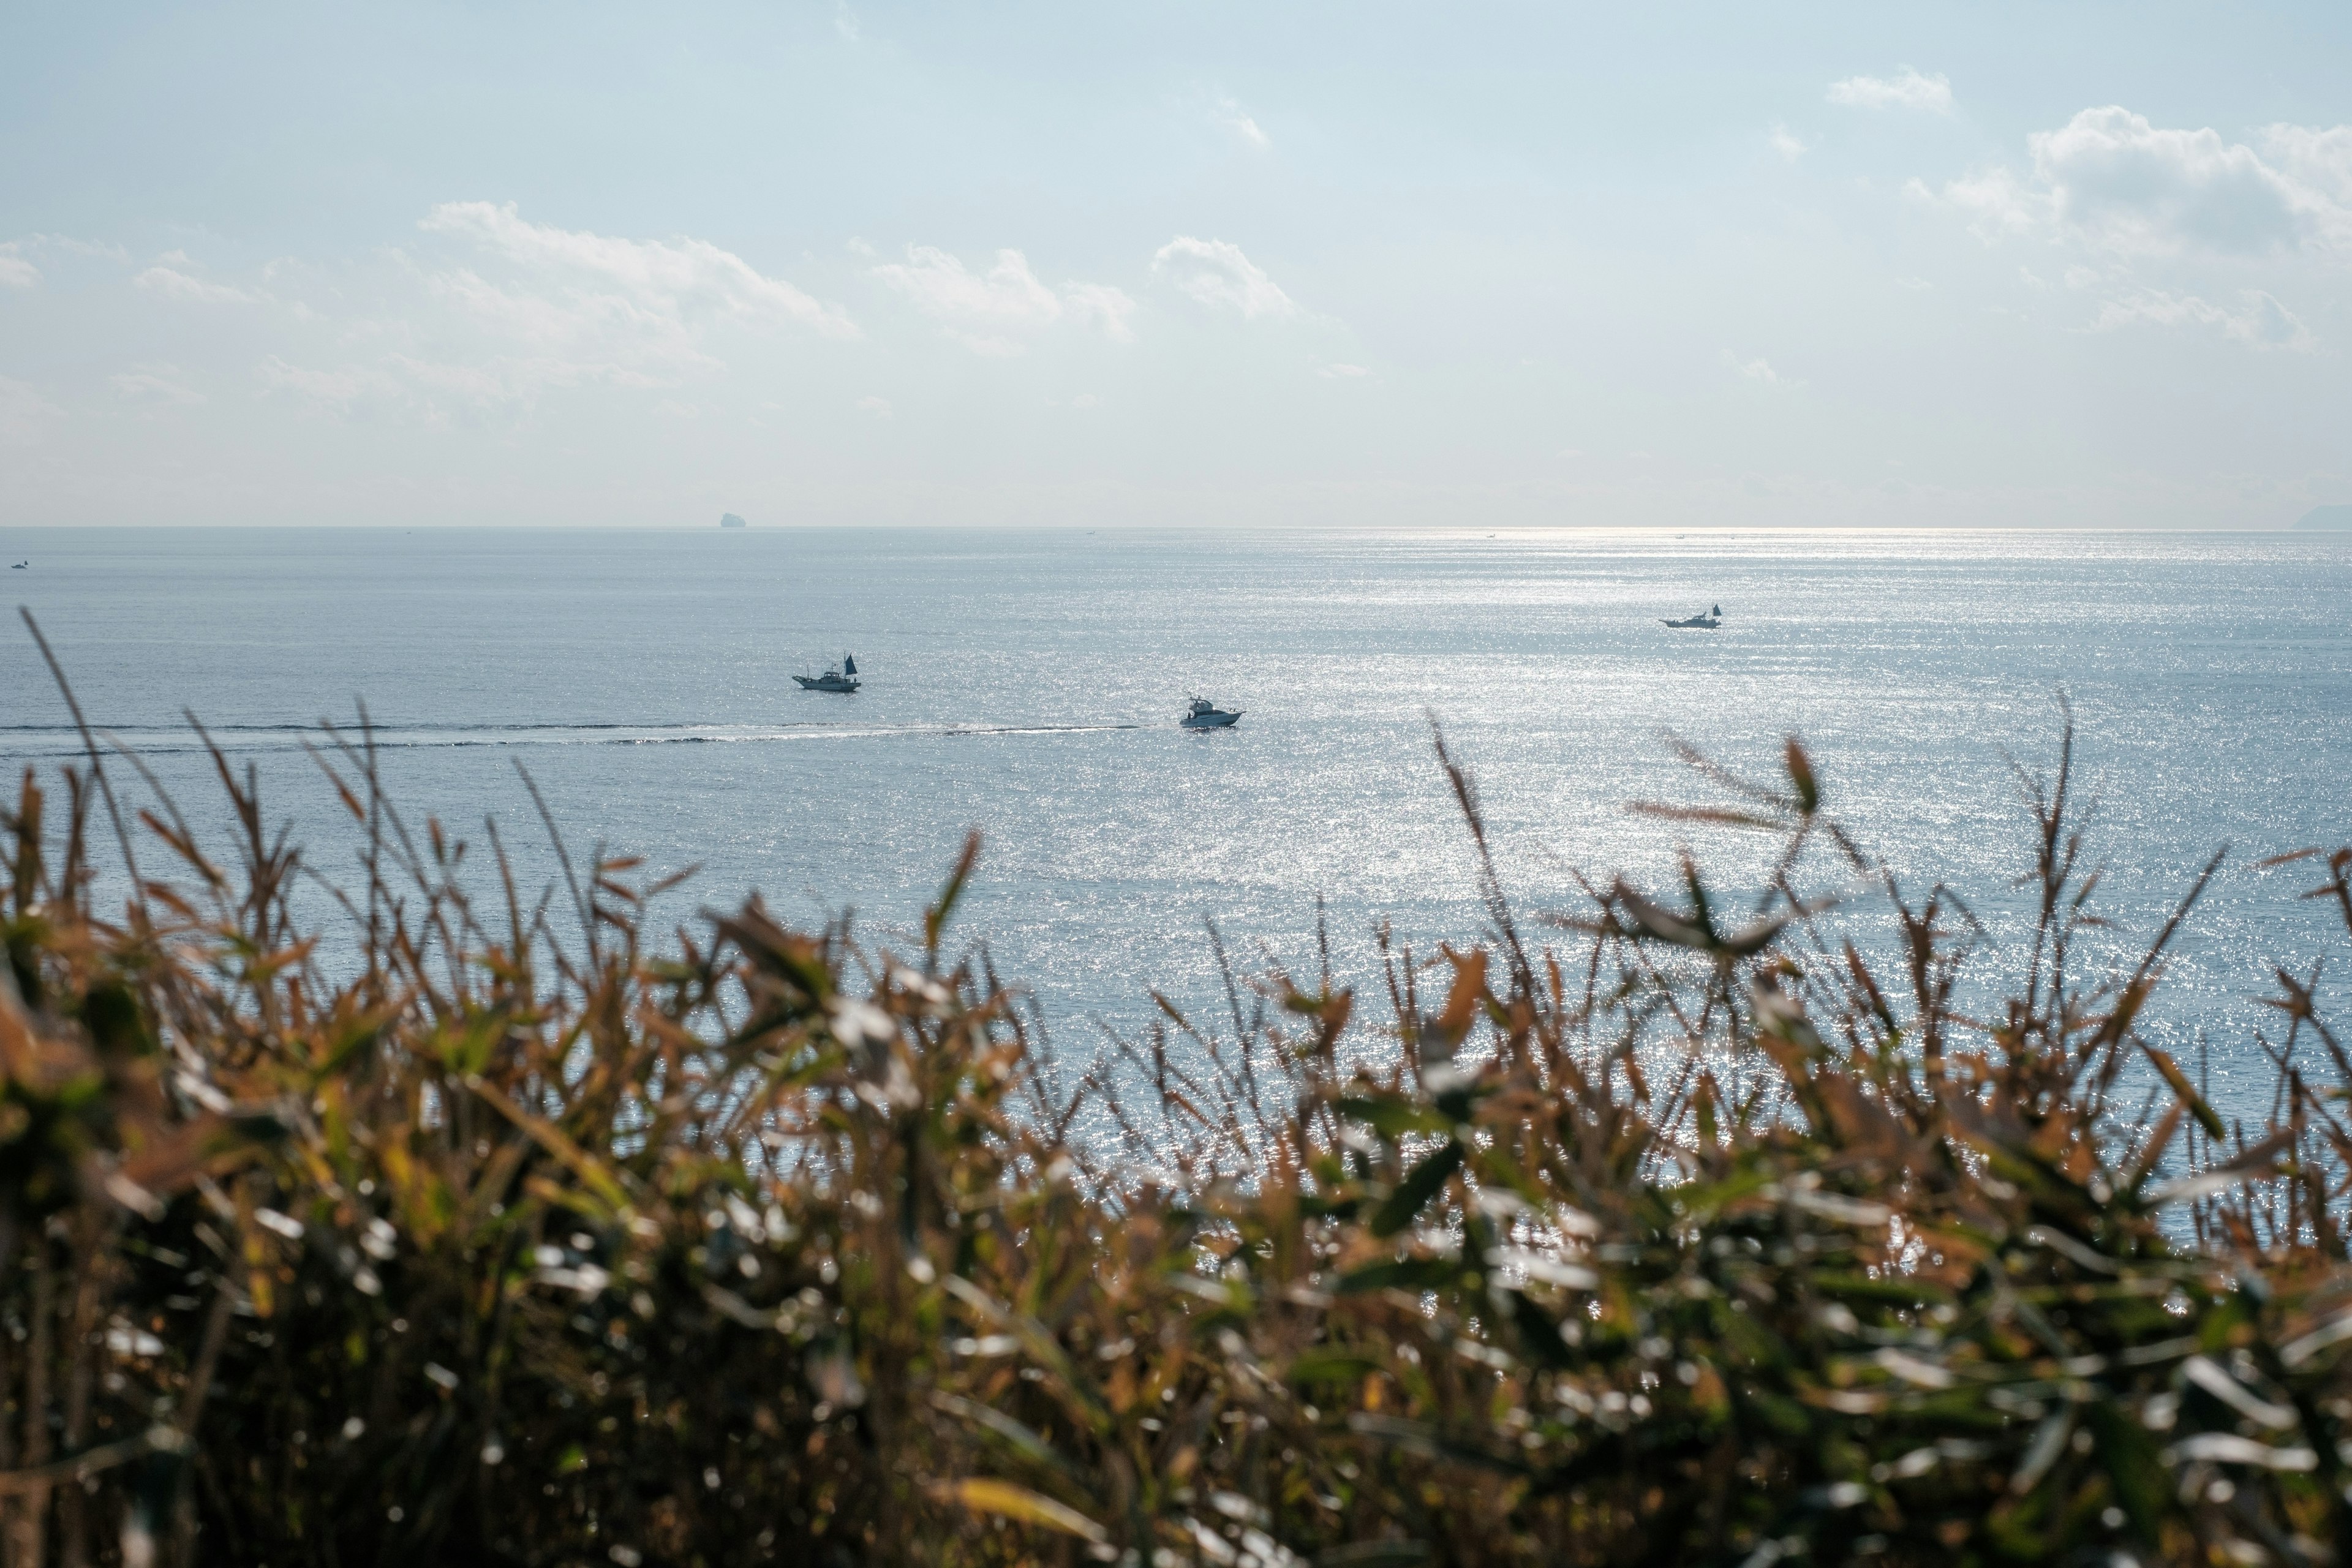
xmin=4 ymin=525 xmax=2346 ymax=1127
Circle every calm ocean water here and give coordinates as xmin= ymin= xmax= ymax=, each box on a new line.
xmin=2 ymin=526 xmax=2347 ymax=1124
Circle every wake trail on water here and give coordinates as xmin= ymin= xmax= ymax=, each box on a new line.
xmin=0 ymin=719 xmax=1149 ymax=759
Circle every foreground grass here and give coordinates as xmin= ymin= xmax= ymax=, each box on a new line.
xmin=3 ymin=695 xmax=2352 ymax=1567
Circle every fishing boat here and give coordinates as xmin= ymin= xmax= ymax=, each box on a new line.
xmin=1663 ymin=604 xmax=1722 ymax=629
xmin=1180 ymin=697 xmax=1242 ymax=729
xmin=794 ymin=654 xmax=861 ymax=693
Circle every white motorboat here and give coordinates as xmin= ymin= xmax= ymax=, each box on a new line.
xmin=1664 ymin=604 xmax=1722 ymax=629
xmin=794 ymin=654 xmax=861 ymax=693
xmin=1180 ymin=696 xmax=1242 ymax=729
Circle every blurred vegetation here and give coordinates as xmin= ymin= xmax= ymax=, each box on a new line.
xmin=4 ymin=656 xmax=2352 ymax=1567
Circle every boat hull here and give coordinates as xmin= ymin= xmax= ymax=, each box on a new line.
xmin=1180 ymin=712 xmax=1241 ymax=728
xmin=794 ymin=676 xmax=860 ymax=692
xmin=1662 ymin=617 xmax=1721 ymax=629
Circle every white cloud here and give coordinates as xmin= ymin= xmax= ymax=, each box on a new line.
xmin=1920 ymin=109 xmax=2352 ymax=258
xmin=1317 ymin=363 xmax=1370 ymax=378
xmin=110 ymin=363 xmax=204 ymax=404
xmin=24 ymin=234 xmax=129 ymax=263
xmin=1061 ymin=281 xmax=1138 ymax=341
xmin=854 ymin=394 xmax=892 ymax=417
xmin=2090 ymin=287 xmax=2313 ymax=350
xmin=1911 ymin=107 xmax=2343 ymax=358
xmin=388 ymin=351 xmax=669 ymax=405
xmin=421 ymin=202 xmax=856 ymax=338
xmin=834 ymin=2 xmax=859 ymax=42
xmin=2029 ymin=108 xmax=2333 ymax=255
xmin=424 ymin=266 xmax=626 ymax=352
xmin=1827 ymin=67 xmax=1952 ymax=113
xmin=874 ymin=247 xmax=1059 ymax=330
xmin=1769 ymin=124 xmax=1808 ymax=162
xmin=0 ymin=244 xmax=37 ymax=289
xmin=1908 ymin=167 xmax=2046 ymax=240
xmin=239 ymin=202 xmax=867 ymax=417
xmin=1215 ymin=99 xmax=1269 ymax=149
xmin=2259 ymin=123 xmax=2352 ymax=206
xmin=1152 ymin=236 xmax=1295 ymax=318
xmin=134 ymin=265 xmax=262 ymax=304
xmin=257 ymin=356 xmax=402 ymax=412
xmin=410 ymin=266 xmax=738 ymax=390
xmin=870 ymin=245 xmax=1134 ymax=353
xmin=1724 ymin=351 xmax=1803 ymax=389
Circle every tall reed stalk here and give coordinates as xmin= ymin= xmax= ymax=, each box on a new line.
xmin=3 ymin=651 xmax=2351 ymax=1566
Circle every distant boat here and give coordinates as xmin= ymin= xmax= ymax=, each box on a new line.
xmin=1180 ymin=696 xmax=1242 ymax=729
xmin=8 ymin=561 xmax=24 ymax=570
xmin=794 ymin=653 xmax=861 ymax=693
xmin=1664 ymin=603 xmax=1722 ymax=630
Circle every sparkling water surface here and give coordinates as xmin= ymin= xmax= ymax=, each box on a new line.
xmin=2 ymin=526 xmax=2346 ymax=1126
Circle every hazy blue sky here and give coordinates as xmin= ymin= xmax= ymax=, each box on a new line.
xmin=3 ymin=2 xmax=2348 ymax=527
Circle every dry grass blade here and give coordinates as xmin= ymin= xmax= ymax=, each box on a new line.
xmin=2 ymin=682 xmax=2350 ymax=1568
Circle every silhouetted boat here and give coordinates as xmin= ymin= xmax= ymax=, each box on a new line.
xmin=1664 ymin=604 xmax=1722 ymax=629
xmin=794 ymin=654 xmax=861 ymax=693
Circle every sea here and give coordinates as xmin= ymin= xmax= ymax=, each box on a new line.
xmin=2 ymin=526 xmax=2347 ymax=1131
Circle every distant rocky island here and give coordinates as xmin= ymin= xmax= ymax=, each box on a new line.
xmin=719 ymin=512 xmax=748 ymax=529
xmin=2297 ymin=504 xmax=2352 ymax=530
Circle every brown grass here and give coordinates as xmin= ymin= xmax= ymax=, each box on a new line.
xmin=4 ymin=654 xmax=2352 ymax=1567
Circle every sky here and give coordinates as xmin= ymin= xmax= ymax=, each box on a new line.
xmin=2 ymin=1 xmax=2348 ymax=529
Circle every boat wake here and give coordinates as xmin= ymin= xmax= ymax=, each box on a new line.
xmin=0 ymin=719 xmax=1148 ymax=760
